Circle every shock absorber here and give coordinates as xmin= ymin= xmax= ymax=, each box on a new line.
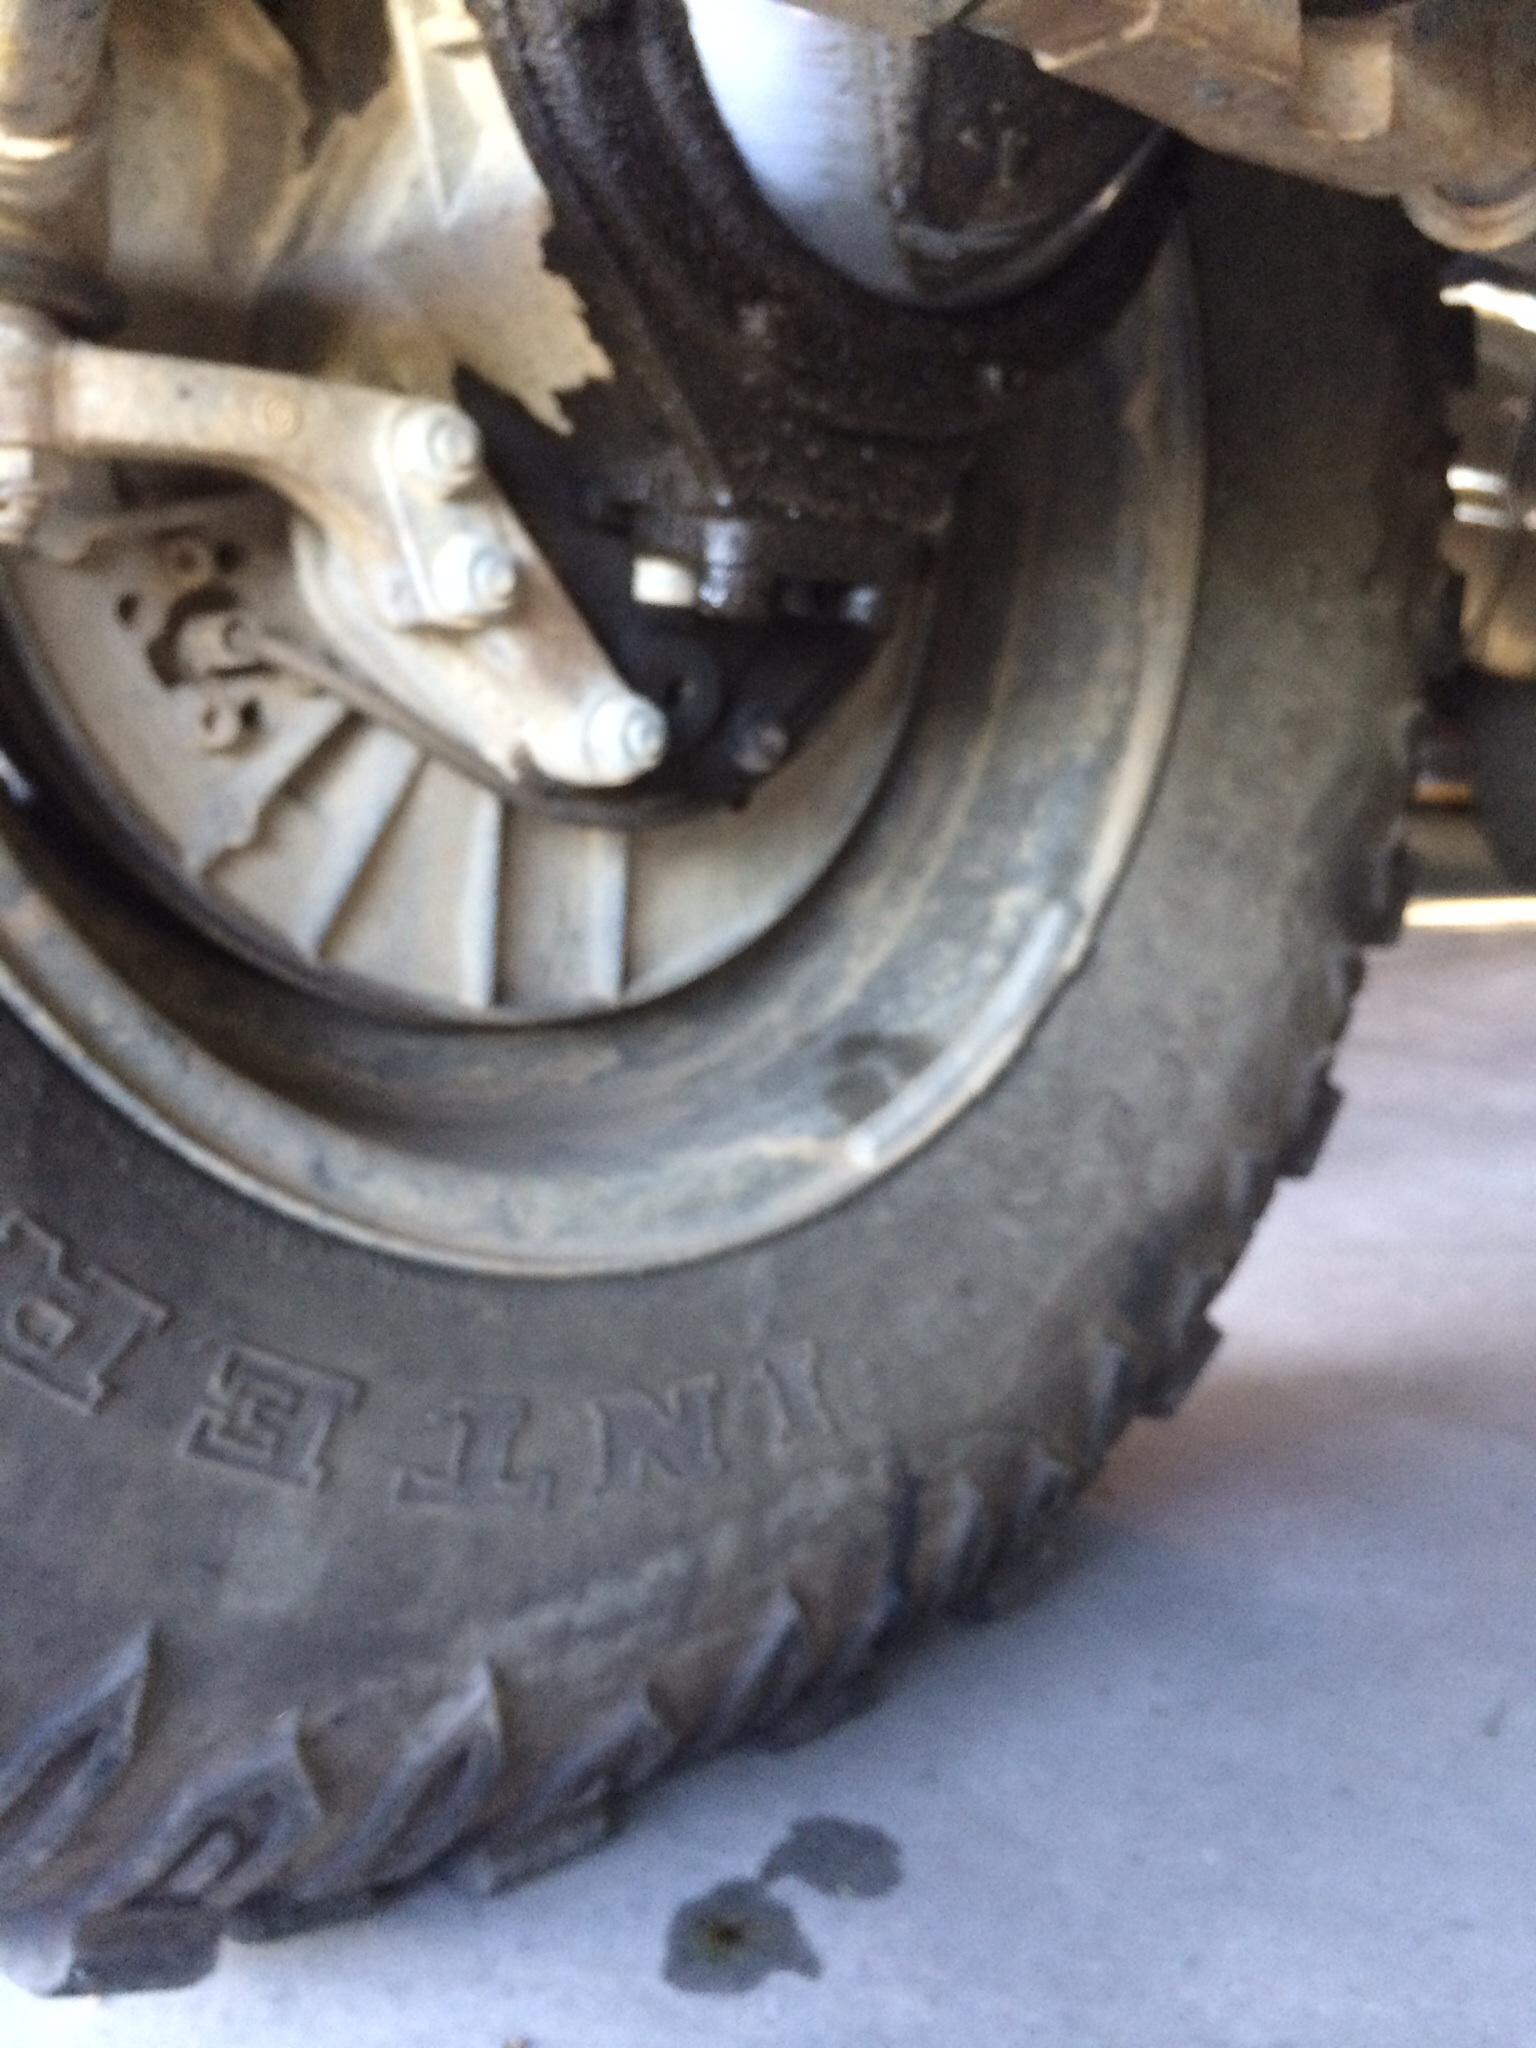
xmin=0 ymin=0 xmax=117 ymax=332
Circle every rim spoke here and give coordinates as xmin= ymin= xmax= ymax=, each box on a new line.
xmin=500 ymin=814 xmax=631 ymax=1011
xmin=178 ymin=694 xmax=353 ymax=877
xmin=321 ymin=759 xmax=504 ymax=1009
xmin=209 ymin=721 xmax=424 ymax=956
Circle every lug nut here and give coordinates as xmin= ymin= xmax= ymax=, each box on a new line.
xmin=430 ymin=532 xmax=519 ymax=621
xmin=393 ymin=404 xmax=484 ymax=494
xmin=581 ymin=689 xmax=669 ymax=785
xmin=727 ymin=717 xmax=790 ymax=778
xmin=838 ymin=584 xmax=889 ymax=631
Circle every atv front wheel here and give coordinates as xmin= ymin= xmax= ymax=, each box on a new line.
xmin=0 ymin=154 xmax=1440 ymax=1993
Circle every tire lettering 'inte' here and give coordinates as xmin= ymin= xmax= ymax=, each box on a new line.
xmin=395 ymin=1399 xmax=555 ymax=1511
xmin=754 ymin=1343 xmax=835 ymax=1453
xmin=590 ymin=1375 xmax=724 ymax=1492
xmin=182 ymin=1344 xmax=363 ymax=1490
xmin=0 ymin=1211 xmax=839 ymax=1510
xmin=0 ymin=1212 xmax=166 ymax=1413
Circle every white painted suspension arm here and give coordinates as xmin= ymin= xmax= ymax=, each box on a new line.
xmin=0 ymin=306 xmax=667 ymax=789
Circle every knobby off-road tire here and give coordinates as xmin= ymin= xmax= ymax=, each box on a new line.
xmin=0 ymin=160 xmax=1442 ymax=1993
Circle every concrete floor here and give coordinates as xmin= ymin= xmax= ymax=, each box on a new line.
xmin=4 ymin=925 xmax=1535 ymax=2047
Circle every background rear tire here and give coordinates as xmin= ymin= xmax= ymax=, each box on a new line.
xmin=1467 ymin=672 xmax=1536 ymax=887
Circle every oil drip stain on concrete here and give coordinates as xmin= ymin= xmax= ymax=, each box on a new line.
xmin=664 ymin=1815 xmax=902 ymax=1995
xmin=760 ymin=1815 xmax=902 ymax=1897
xmin=664 ymin=1879 xmax=822 ymax=1993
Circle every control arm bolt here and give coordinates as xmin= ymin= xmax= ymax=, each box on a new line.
xmin=430 ymin=531 xmax=519 ymax=622
xmin=393 ymin=404 xmax=484 ymax=494
xmin=580 ymin=689 xmax=669 ymax=784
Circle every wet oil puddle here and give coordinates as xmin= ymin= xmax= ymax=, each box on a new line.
xmin=760 ymin=1815 xmax=901 ymax=1897
xmin=664 ymin=1815 xmax=901 ymax=1995
xmin=664 ymin=1878 xmax=822 ymax=1993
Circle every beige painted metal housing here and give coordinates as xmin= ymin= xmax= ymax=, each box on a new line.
xmin=0 ymin=307 xmax=666 ymax=791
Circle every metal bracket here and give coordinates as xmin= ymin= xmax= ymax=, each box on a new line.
xmin=0 ymin=307 xmax=668 ymax=789
xmin=789 ymin=0 xmax=1536 ymax=254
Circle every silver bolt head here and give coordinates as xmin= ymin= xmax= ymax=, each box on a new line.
xmin=430 ymin=531 xmax=520 ymax=622
xmin=581 ymin=689 xmax=669 ymax=784
xmin=837 ymin=584 xmax=888 ymax=631
xmin=394 ymin=405 xmax=484 ymax=493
